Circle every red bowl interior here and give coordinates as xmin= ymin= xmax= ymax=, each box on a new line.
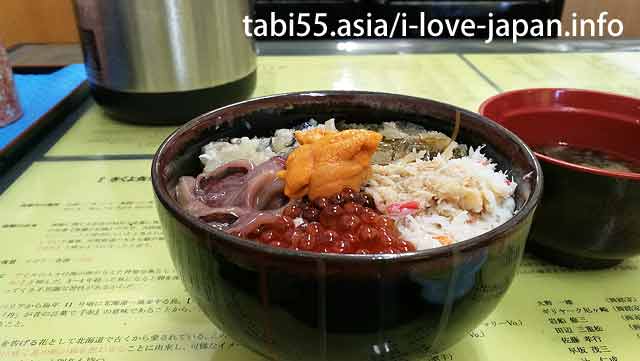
xmin=479 ymin=88 xmax=640 ymax=180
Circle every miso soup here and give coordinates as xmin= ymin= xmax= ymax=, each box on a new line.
xmin=535 ymin=143 xmax=640 ymax=174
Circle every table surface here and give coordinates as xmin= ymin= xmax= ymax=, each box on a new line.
xmin=8 ymin=40 xmax=640 ymax=66
xmin=2 ymin=40 xmax=640 ymax=361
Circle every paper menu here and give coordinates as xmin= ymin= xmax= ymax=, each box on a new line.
xmin=0 ymin=160 xmax=262 ymax=361
xmin=463 ymin=52 xmax=640 ymax=97
xmin=45 ymin=105 xmax=178 ymax=157
xmin=1 ymin=159 xmax=640 ymax=361
xmin=45 ymin=54 xmax=497 ymax=157
xmin=454 ymin=258 xmax=640 ymax=361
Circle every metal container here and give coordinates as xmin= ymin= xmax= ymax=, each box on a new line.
xmin=73 ymin=0 xmax=257 ymax=124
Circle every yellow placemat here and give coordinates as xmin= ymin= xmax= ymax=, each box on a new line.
xmin=45 ymin=105 xmax=178 ymax=157
xmin=1 ymin=160 xmax=638 ymax=361
xmin=46 ymin=54 xmax=498 ymax=157
xmin=255 ymin=54 xmax=497 ymax=109
xmin=463 ymin=52 xmax=640 ymax=98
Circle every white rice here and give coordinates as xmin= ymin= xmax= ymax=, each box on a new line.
xmin=365 ymin=147 xmax=517 ymax=250
xmin=199 ymin=137 xmax=275 ymax=172
xmin=199 ymin=119 xmax=337 ymax=172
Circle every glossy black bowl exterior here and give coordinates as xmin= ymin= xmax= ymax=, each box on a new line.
xmin=528 ymin=161 xmax=640 ymax=268
xmin=480 ymin=88 xmax=640 ymax=268
xmin=151 ymin=91 xmax=543 ymax=361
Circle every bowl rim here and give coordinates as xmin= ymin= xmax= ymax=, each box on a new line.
xmin=479 ymin=87 xmax=640 ymax=181
xmin=152 ymin=90 xmax=543 ymax=262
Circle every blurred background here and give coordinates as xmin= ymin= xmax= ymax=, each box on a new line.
xmin=1 ymin=0 xmax=638 ymax=46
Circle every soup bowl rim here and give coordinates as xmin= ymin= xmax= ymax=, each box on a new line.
xmin=479 ymin=87 xmax=640 ymax=181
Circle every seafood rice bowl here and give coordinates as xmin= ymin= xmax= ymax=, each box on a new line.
xmin=151 ymin=91 xmax=543 ymax=361
xmin=175 ymin=117 xmax=518 ymax=254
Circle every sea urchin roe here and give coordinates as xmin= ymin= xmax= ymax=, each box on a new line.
xmin=278 ymin=129 xmax=383 ymax=200
xmin=242 ymin=188 xmax=416 ymax=254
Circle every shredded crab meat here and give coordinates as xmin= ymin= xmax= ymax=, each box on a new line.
xmin=367 ymin=147 xmax=515 ymax=213
xmin=365 ymin=146 xmax=517 ymax=249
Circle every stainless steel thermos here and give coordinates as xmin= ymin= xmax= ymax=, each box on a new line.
xmin=73 ymin=0 xmax=257 ymax=124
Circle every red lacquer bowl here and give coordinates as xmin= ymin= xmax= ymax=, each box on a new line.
xmin=480 ymin=88 xmax=640 ymax=268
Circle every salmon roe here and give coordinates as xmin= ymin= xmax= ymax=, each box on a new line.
xmin=244 ymin=188 xmax=416 ymax=254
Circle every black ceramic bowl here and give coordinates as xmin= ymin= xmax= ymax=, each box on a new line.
xmin=481 ymin=88 xmax=640 ymax=268
xmin=152 ymin=91 xmax=543 ymax=361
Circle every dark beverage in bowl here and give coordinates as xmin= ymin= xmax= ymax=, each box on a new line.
xmin=480 ymin=88 xmax=640 ymax=268
xmin=535 ymin=143 xmax=640 ymax=174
